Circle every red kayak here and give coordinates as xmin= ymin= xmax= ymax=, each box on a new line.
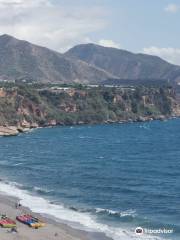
xmin=0 ymin=217 xmax=16 ymax=228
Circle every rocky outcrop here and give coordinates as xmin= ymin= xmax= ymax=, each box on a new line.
xmin=0 ymin=124 xmax=40 ymax=136
xmin=0 ymin=126 xmax=19 ymax=136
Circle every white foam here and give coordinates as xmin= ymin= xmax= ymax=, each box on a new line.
xmin=95 ymin=208 xmax=137 ymax=218
xmin=13 ymin=162 xmax=24 ymax=166
xmin=33 ymin=186 xmax=53 ymax=194
xmin=0 ymin=181 xmax=165 ymax=240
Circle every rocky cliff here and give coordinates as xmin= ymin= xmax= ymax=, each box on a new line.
xmin=0 ymin=84 xmax=179 ymax=136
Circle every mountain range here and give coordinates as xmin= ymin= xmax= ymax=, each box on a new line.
xmin=0 ymin=34 xmax=180 ymax=84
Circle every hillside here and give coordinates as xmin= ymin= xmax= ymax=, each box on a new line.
xmin=0 ymin=34 xmax=113 ymax=84
xmin=0 ymin=84 xmax=179 ymax=135
xmin=0 ymin=35 xmax=180 ymax=85
xmin=65 ymin=44 xmax=180 ymax=83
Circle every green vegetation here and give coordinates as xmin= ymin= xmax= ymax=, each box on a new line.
xmin=0 ymin=84 xmax=177 ymax=126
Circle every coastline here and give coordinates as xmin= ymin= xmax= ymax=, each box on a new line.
xmin=0 ymin=84 xmax=179 ymax=137
xmin=0 ymin=193 xmax=111 ymax=240
xmin=0 ymin=114 xmax=179 ymax=137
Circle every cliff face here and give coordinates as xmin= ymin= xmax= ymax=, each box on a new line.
xmin=0 ymin=84 xmax=179 ymax=136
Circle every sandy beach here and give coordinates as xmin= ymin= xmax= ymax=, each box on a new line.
xmin=0 ymin=194 xmax=110 ymax=240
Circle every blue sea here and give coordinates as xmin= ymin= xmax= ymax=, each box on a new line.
xmin=0 ymin=119 xmax=180 ymax=240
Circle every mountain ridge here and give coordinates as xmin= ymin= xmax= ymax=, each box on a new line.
xmin=65 ymin=43 xmax=180 ymax=83
xmin=0 ymin=34 xmax=114 ymax=83
xmin=0 ymin=34 xmax=180 ymax=84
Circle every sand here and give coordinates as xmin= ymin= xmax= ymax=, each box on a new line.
xmin=0 ymin=194 xmax=110 ymax=240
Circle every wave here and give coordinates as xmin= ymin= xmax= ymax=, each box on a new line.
xmin=33 ymin=186 xmax=54 ymax=195
xmin=78 ymin=135 xmax=94 ymax=139
xmin=139 ymin=124 xmax=151 ymax=130
xmin=13 ymin=162 xmax=24 ymax=166
xmin=95 ymin=208 xmax=137 ymax=218
xmin=12 ymin=184 xmax=54 ymax=196
xmin=0 ymin=160 xmax=25 ymax=167
xmin=0 ymin=180 xmax=164 ymax=240
xmin=68 ymin=207 xmax=136 ymax=220
xmin=96 ymin=156 xmax=105 ymax=159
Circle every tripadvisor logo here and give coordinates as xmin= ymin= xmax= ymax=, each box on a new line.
xmin=135 ymin=227 xmax=144 ymax=235
xmin=135 ymin=226 xmax=174 ymax=236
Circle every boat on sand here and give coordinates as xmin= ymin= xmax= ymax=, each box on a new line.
xmin=16 ymin=214 xmax=45 ymax=228
xmin=0 ymin=215 xmax=16 ymax=228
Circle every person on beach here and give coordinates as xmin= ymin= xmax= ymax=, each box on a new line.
xmin=15 ymin=201 xmax=21 ymax=209
xmin=7 ymin=227 xmax=18 ymax=234
xmin=11 ymin=227 xmax=18 ymax=233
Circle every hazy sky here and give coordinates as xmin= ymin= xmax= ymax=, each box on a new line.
xmin=0 ymin=0 xmax=180 ymax=64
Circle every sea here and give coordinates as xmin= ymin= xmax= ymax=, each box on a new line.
xmin=0 ymin=119 xmax=179 ymax=240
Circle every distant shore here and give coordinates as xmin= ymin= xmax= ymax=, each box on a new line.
xmin=0 ymin=84 xmax=179 ymax=137
xmin=0 ymin=114 xmax=178 ymax=137
xmin=0 ymin=193 xmax=110 ymax=240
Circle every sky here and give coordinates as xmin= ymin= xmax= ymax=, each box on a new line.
xmin=0 ymin=0 xmax=180 ymax=65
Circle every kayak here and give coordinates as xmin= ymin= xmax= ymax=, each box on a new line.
xmin=0 ymin=216 xmax=16 ymax=228
xmin=16 ymin=215 xmax=45 ymax=228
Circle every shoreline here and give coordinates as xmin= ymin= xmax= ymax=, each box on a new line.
xmin=0 ymin=114 xmax=179 ymax=137
xmin=0 ymin=192 xmax=112 ymax=240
